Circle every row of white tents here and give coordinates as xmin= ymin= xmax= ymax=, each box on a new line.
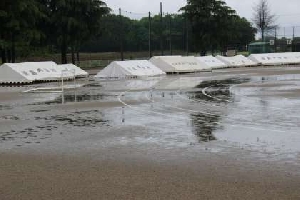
xmin=2 ymin=52 xmax=300 ymax=83
xmin=0 ymin=61 xmax=88 ymax=84
xmin=95 ymin=52 xmax=300 ymax=79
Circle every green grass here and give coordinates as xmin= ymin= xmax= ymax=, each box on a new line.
xmin=2 ymin=50 xmax=251 ymax=68
xmin=9 ymin=50 xmax=188 ymax=69
xmin=237 ymin=51 xmax=250 ymax=56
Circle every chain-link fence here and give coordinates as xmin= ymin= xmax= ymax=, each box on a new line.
xmin=263 ymin=26 xmax=300 ymax=52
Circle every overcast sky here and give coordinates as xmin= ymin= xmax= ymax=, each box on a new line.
xmin=104 ymin=0 xmax=300 ymax=37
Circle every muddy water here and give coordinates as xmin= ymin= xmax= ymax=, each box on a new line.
xmin=0 ymin=67 xmax=300 ymax=165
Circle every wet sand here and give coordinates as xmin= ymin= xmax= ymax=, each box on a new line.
xmin=0 ymin=91 xmax=23 ymax=101
xmin=1 ymin=152 xmax=300 ymax=200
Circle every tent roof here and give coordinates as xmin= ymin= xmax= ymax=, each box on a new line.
xmin=216 ymin=55 xmax=257 ymax=67
xmin=0 ymin=61 xmax=85 ymax=84
xmin=249 ymin=42 xmax=270 ymax=46
xmin=149 ymin=56 xmax=211 ymax=73
xmin=248 ymin=52 xmax=300 ymax=65
xmin=58 ymin=64 xmax=89 ymax=77
xmin=0 ymin=63 xmax=32 ymax=83
xmin=95 ymin=60 xmax=165 ymax=78
xmin=195 ymin=55 xmax=227 ymax=69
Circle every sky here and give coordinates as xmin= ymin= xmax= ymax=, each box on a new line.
xmin=104 ymin=0 xmax=300 ymax=38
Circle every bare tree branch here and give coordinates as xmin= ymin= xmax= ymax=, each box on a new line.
xmin=252 ymin=0 xmax=277 ymax=40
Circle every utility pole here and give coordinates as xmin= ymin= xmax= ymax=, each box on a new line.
xmin=160 ymin=2 xmax=164 ymax=56
xmin=185 ymin=15 xmax=189 ymax=56
xmin=119 ymin=8 xmax=124 ymax=61
xmin=292 ymin=26 xmax=295 ymax=52
xmin=169 ymin=14 xmax=172 ymax=55
xmin=293 ymin=26 xmax=295 ymax=40
xmin=262 ymin=19 xmax=265 ymax=53
xmin=149 ymin=12 xmax=152 ymax=58
xmin=274 ymin=27 xmax=277 ymax=52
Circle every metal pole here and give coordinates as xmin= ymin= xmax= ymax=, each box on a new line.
xmin=61 ymin=74 xmax=64 ymax=93
xmin=169 ymin=14 xmax=172 ymax=55
xmin=73 ymin=69 xmax=77 ymax=102
xmin=274 ymin=27 xmax=277 ymax=52
xmin=292 ymin=26 xmax=295 ymax=52
xmin=61 ymin=71 xmax=64 ymax=104
xmin=293 ymin=26 xmax=295 ymax=39
xmin=149 ymin=12 xmax=152 ymax=58
xmin=119 ymin=8 xmax=124 ymax=61
xmin=160 ymin=2 xmax=164 ymax=56
xmin=185 ymin=16 xmax=189 ymax=56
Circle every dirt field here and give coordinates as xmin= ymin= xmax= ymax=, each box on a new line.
xmin=1 ymin=66 xmax=300 ymax=199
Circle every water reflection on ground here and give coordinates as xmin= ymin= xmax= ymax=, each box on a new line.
xmin=0 ymin=68 xmax=300 ymax=163
xmin=190 ymin=113 xmax=220 ymax=142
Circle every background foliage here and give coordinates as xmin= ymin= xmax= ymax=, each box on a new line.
xmin=0 ymin=0 xmax=256 ymax=64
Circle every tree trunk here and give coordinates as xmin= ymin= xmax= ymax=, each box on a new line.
xmin=7 ymin=49 xmax=11 ymax=63
xmin=200 ymin=50 xmax=206 ymax=56
xmin=74 ymin=42 xmax=80 ymax=64
xmin=71 ymin=45 xmax=75 ymax=65
xmin=222 ymin=46 xmax=227 ymax=56
xmin=1 ymin=48 xmax=6 ymax=63
xmin=76 ymin=50 xmax=80 ymax=63
xmin=1 ymin=32 xmax=6 ymax=63
xmin=11 ymin=33 xmax=16 ymax=63
xmin=61 ymin=35 xmax=67 ymax=64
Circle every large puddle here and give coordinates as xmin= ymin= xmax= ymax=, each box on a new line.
xmin=0 ymin=67 xmax=300 ymax=164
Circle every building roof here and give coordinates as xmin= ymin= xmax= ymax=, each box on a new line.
xmin=249 ymin=42 xmax=270 ymax=46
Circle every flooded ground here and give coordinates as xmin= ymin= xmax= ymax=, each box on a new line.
xmin=1 ymin=66 xmax=300 ymax=199
xmin=1 ymin=66 xmax=300 ymax=160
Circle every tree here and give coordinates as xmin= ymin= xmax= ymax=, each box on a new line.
xmin=252 ymin=0 xmax=276 ymax=41
xmin=66 ymin=0 xmax=110 ymax=64
xmin=227 ymin=16 xmax=256 ymax=51
xmin=40 ymin=0 xmax=109 ymax=64
xmin=81 ymin=13 xmax=186 ymax=54
xmin=0 ymin=0 xmax=43 ymax=63
xmin=180 ymin=0 xmax=236 ymax=55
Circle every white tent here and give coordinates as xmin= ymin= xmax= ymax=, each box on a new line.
xmin=195 ymin=55 xmax=227 ymax=69
xmin=58 ymin=64 xmax=89 ymax=78
xmin=234 ymin=55 xmax=258 ymax=66
xmin=285 ymin=52 xmax=300 ymax=64
xmin=0 ymin=61 xmax=65 ymax=83
xmin=0 ymin=61 xmax=86 ymax=84
xmin=0 ymin=63 xmax=36 ymax=84
xmin=248 ymin=52 xmax=300 ymax=66
xmin=216 ymin=55 xmax=257 ymax=67
xmin=149 ymin=56 xmax=211 ymax=73
xmin=23 ymin=61 xmax=67 ymax=81
xmin=95 ymin=60 xmax=166 ymax=79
